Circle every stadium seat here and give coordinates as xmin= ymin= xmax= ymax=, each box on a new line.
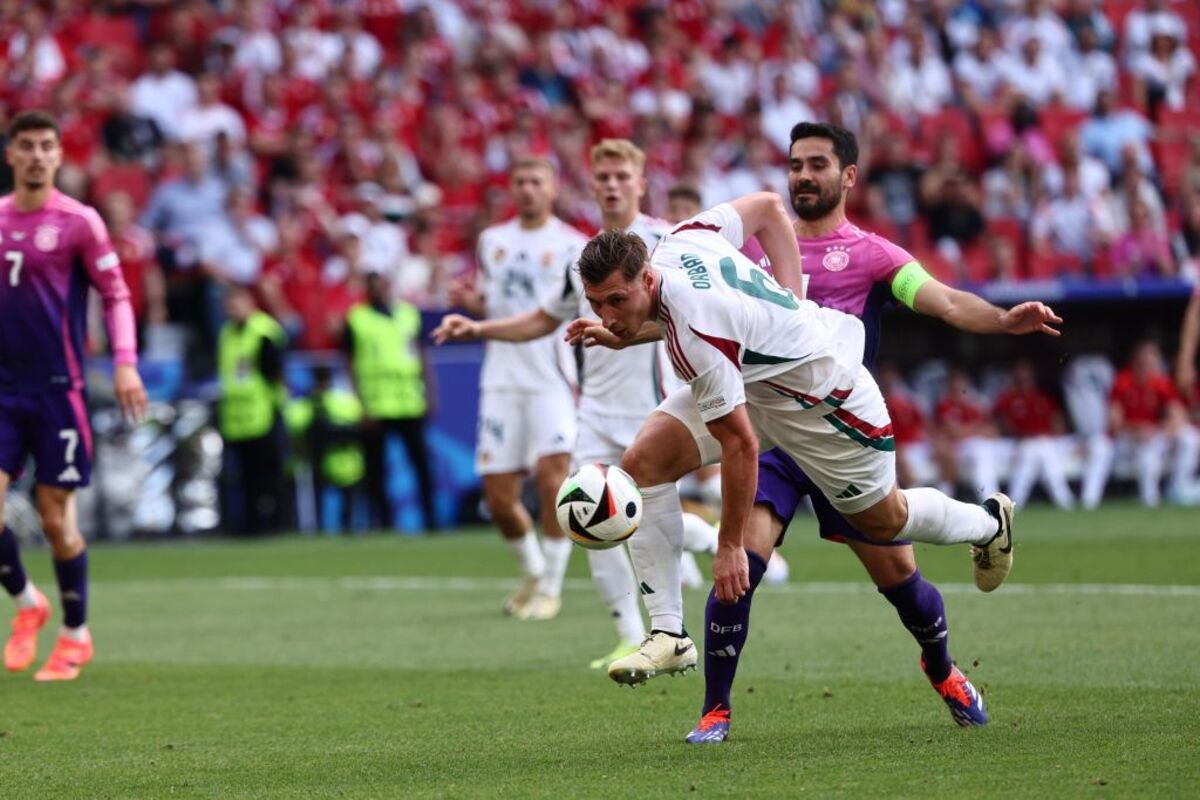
xmin=90 ymin=163 xmax=152 ymax=211
xmin=1038 ymin=106 xmax=1088 ymax=147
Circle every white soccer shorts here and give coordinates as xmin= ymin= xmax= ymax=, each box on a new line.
xmin=476 ymin=387 xmax=577 ymax=475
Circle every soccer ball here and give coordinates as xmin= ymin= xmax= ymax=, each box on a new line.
xmin=555 ymin=464 xmax=642 ymax=550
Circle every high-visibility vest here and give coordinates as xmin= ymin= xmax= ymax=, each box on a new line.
xmin=346 ymin=302 xmax=427 ymax=420
xmin=288 ymin=390 xmax=366 ymax=487
xmin=218 ymin=312 xmax=287 ymax=441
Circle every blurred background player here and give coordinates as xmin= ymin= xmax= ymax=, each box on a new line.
xmin=1109 ymin=340 xmax=1199 ymax=506
xmin=217 ymin=284 xmax=290 ymax=535
xmin=433 ymin=140 xmax=719 ymax=664
xmin=994 ymin=360 xmax=1075 ymax=509
xmin=934 ymin=368 xmax=1003 ymax=500
xmin=0 ymin=110 xmax=148 ymax=681
xmin=344 ymin=271 xmax=437 ymax=531
xmin=440 ymin=157 xmax=586 ymax=621
xmin=878 ymin=363 xmax=937 ymax=489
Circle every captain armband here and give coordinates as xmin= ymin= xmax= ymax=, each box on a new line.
xmin=890 ymin=261 xmax=933 ymax=310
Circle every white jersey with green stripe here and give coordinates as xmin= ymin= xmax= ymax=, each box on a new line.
xmin=477 ymin=216 xmax=589 ymax=392
xmin=541 ymin=214 xmax=679 ymax=421
xmin=652 ymin=204 xmax=867 ymax=424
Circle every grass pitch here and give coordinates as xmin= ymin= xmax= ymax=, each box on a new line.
xmin=1 ymin=502 xmax=1198 ymax=798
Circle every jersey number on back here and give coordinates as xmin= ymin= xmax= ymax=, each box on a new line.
xmin=4 ymin=251 xmax=22 ymax=287
xmin=718 ymin=257 xmax=798 ymax=310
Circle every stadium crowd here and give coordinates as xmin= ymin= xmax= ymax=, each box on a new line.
xmin=2 ymin=1 xmax=1199 ymax=339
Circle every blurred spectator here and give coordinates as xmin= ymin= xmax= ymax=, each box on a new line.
xmin=199 ymin=188 xmax=278 ymax=287
xmin=140 ymin=142 xmax=228 ymax=268
xmin=630 ymin=70 xmax=693 ymax=132
xmin=344 ymin=272 xmax=437 ymax=530
xmin=867 ymin=135 xmax=923 ymax=232
xmin=179 ymin=73 xmax=247 ymax=148
xmin=933 ymin=369 xmax=1002 ymax=500
xmin=982 ymin=141 xmax=1040 ymax=221
xmin=1171 ymin=197 xmax=1200 ymax=274
xmin=1063 ymin=354 xmax=1117 ymax=509
xmin=1109 ymin=340 xmax=1200 ymax=506
xmin=887 ymin=32 xmax=953 ymax=115
xmin=879 ymin=364 xmax=937 ymax=490
xmin=1061 ymin=0 xmax=1117 ymax=52
xmin=954 ymin=27 xmax=1012 ymax=113
xmin=1000 ymin=36 xmax=1067 ymax=108
xmin=217 ymin=285 xmax=291 ymax=535
xmin=1080 ymin=90 xmax=1155 ymax=176
xmin=226 ymin=0 xmax=283 ymax=76
xmin=1005 ymin=0 xmax=1074 ymax=61
xmin=665 ymin=184 xmax=703 ymax=225
xmin=1110 ymin=199 xmax=1175 ymax=276
xmin=1030 ymin=170 xmax=1111 ymax=267
xmin=1129 ymin=29 xmax=1196 ymax=115
xmin=921 ymin=142 xmax=985 ymax=255
xmin=1042 ymin=130 xmax=1111 ymax=200
xmin=698 ymin=36 xmax=756 ymax=117
xmin=325 ymin=7 xmax=383 ymax=80
xmin=101 ymin=192 xmax=166 ymax=332
xmin=1122 ymin=0 xmax=1189 ymax=67
xmin=520 ymin=35 xmax=576 ymax=108
xmin=101 ymin=83 xmax=164 ymax=166
xmin=394 ymin=219 xmax=446 ymax=309
xmin=288 ymin=365 xmax=365 ymax=533
xmin=6 ymin=4 xmax=66 ymax=86
xmin=1064 ymin=23 xmax=1119 ymax=111
xmin=211 ymin=131 xmax=256 ymax=192
xmin=130 ymin=44 xmax=198 ymax=142
xmin=994 ymin=360 xmax=1075 ymax=509
xmin=1107 ymin=145 xmax=1167 ymax=236
xmin=760 ymin=72 xmax=816 ymax=156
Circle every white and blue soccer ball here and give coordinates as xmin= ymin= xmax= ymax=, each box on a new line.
xmin=555 ymin=464 xmax=642 ymax=550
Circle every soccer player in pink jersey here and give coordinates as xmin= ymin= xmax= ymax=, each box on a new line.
xmin=687 ymin=122 xmax=1062 ymax=741
xmin=0 ymin=110 xmax=147 ymax=681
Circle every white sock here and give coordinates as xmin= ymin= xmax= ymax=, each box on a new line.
xmin=16 ymin=581 xmax=40 ymax=609
xmin=587 ymin=547 xmax=645 ymax=643
xmin=626 ymin=483 xmax=685 ymax=634
xmin=61 ymin=624 xmax=90 ymax=643
xmin=681 ymin=512 xmax=718 ymax=554
xmin=505 ymin=532 xmax=546 ymax=580
xmin=899 ymin=488 xmax=999 ymax=546
xmin=538 ymin=536 xmax=572 ymax=597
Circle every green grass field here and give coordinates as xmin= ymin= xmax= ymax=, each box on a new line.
xmin=1 ymin=502 xmax=1198 ymax=798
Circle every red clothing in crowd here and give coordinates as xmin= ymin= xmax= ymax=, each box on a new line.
xmin=1110 ymin=370 xmax=1181 ymax=425
xmin=935 ymin=395 xmax=989 ymax=428
xmin=994 ymin=387 xmax=1059 ymax=438
xmin=264 ymin=255 xmax=363 ymax=351
xmin=885 ymin=391 xmax=926 ymax=445
xmin=110 ymin=224 xmax=157 ymax=323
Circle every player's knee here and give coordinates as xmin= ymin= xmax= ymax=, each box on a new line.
xmin=621 ymin=446 xmax=672 ymax=488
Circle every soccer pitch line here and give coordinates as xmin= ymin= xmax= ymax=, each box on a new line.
xmin=95 ymin=576 xmax=1200 ymax=597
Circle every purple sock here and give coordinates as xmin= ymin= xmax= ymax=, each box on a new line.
xmin=701 ymin=549 xmax=768 ymax=715
xmin=0 ymin=526 xmax=29 ymax=596
xmin=880 ymin=569 xmax=952 ymax=683
xmin=53 ymin=550 xmax=88 ymax=628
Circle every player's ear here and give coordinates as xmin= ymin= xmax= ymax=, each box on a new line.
xmin=842 ymin=164 xmax=858 ymax=191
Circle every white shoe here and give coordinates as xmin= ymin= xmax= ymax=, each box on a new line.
xmin=763 ymin=551 xmax=790 ymax=585
xmin=608 ymin=631 xmax=697 ymax=686
xmin=516 ymin=592 xmax=562 ymax=621
xmin=972 ymin=493 xmax=1014 ymax=592
xmin=503 ymin=576 xmax=539 ymax=616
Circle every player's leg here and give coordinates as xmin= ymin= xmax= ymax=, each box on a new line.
xmin=362 ymin=424 xmax=390 ymax=528
xmin=1166 ymin=423 xmax=1200 ymax=503
xmin=847 ymin=538 xmax=987 ymax=726
xmin=1134 ymin=431 xmax=1168 ymax=506
xmin=1 ymin=466 xmax=53 ymax=673
xmin=575 ymin=417 xmax=645 ymax=666
xmin=688 ymin=447 xmax=804 ymax=743
xmin=1036 ymin=437 xmax=1075 ymax=509
xmin=482 ymin=471 xmax=543 ymax=615
xmin=394 ymin=418 xmax=438 ymax=530
xmin=1081 ymin=433 xmax=1114 ymax=509
xmin=608 ymin=388 xmax=715 ymax=684
xmin=1006 ymin=439 xmax=1040 ymax=508
xmin=32 ymin=484 xmax=93 ymax=681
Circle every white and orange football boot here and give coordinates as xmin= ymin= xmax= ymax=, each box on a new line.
xmin=4 ymin=588 xmax=51 ymax=672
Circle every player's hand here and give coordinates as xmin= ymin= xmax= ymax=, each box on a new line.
xmin=1000 ymin=301 xmax=1062 ymax=336
xmin=430 ymin=314 xmax=479 ymax=344
xmin=564 ymin=319 xmax=624 ymax=349
xmin=712 ymin=545 xmax=750 ymax=604
xmin=114 ymin=364 xmax=148 ymax=425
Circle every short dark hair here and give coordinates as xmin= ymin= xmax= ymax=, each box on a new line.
xmin=667 ymin=184 xmax=702 ymax=206
xmin=577 ymin=230 xmax=648 ymax=286
xmin=789 ymin=122 xmax=858 ymax=169
xmin=7 ymin=110 xmax=60 ymax=141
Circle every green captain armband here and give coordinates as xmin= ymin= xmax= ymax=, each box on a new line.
xmin=891 ymin=261 xmax=933 ymax=310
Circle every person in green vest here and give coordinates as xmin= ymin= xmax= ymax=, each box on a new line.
xmin=218 ymin=284 xmax=291 ymax=535
xmin=287 ymin=365 xmax=366 ymax=532
xmin=343 ymin=272 xmax=437 ymax=530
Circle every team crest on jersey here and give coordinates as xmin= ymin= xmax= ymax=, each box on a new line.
xmin=822 ymin=245 xmax=850 ymax=272
xmin=35 ymin=224 xmax=59 ymax=252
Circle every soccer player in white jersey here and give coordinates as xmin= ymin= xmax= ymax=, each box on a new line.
xmin=571 ymin=193 xmax=1022 ymax=693
xmin=449 ymin=156 xmax=588 ymax=620
xmin=434 ymin=140 xmax=718 ymax=667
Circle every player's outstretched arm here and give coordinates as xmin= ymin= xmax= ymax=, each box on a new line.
xmin=910 ymin=275 xmax=1062 ymax=336
xmin=728 ymin=192 xmax=804 ymax=297
xmin=704 ymin=405 xmax=758 ymax=604
xmin=430 ymin=309 xmax=560 ymax=345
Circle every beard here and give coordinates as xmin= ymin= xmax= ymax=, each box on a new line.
xmin=790 ymin=183 xmax=842 ymax=221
